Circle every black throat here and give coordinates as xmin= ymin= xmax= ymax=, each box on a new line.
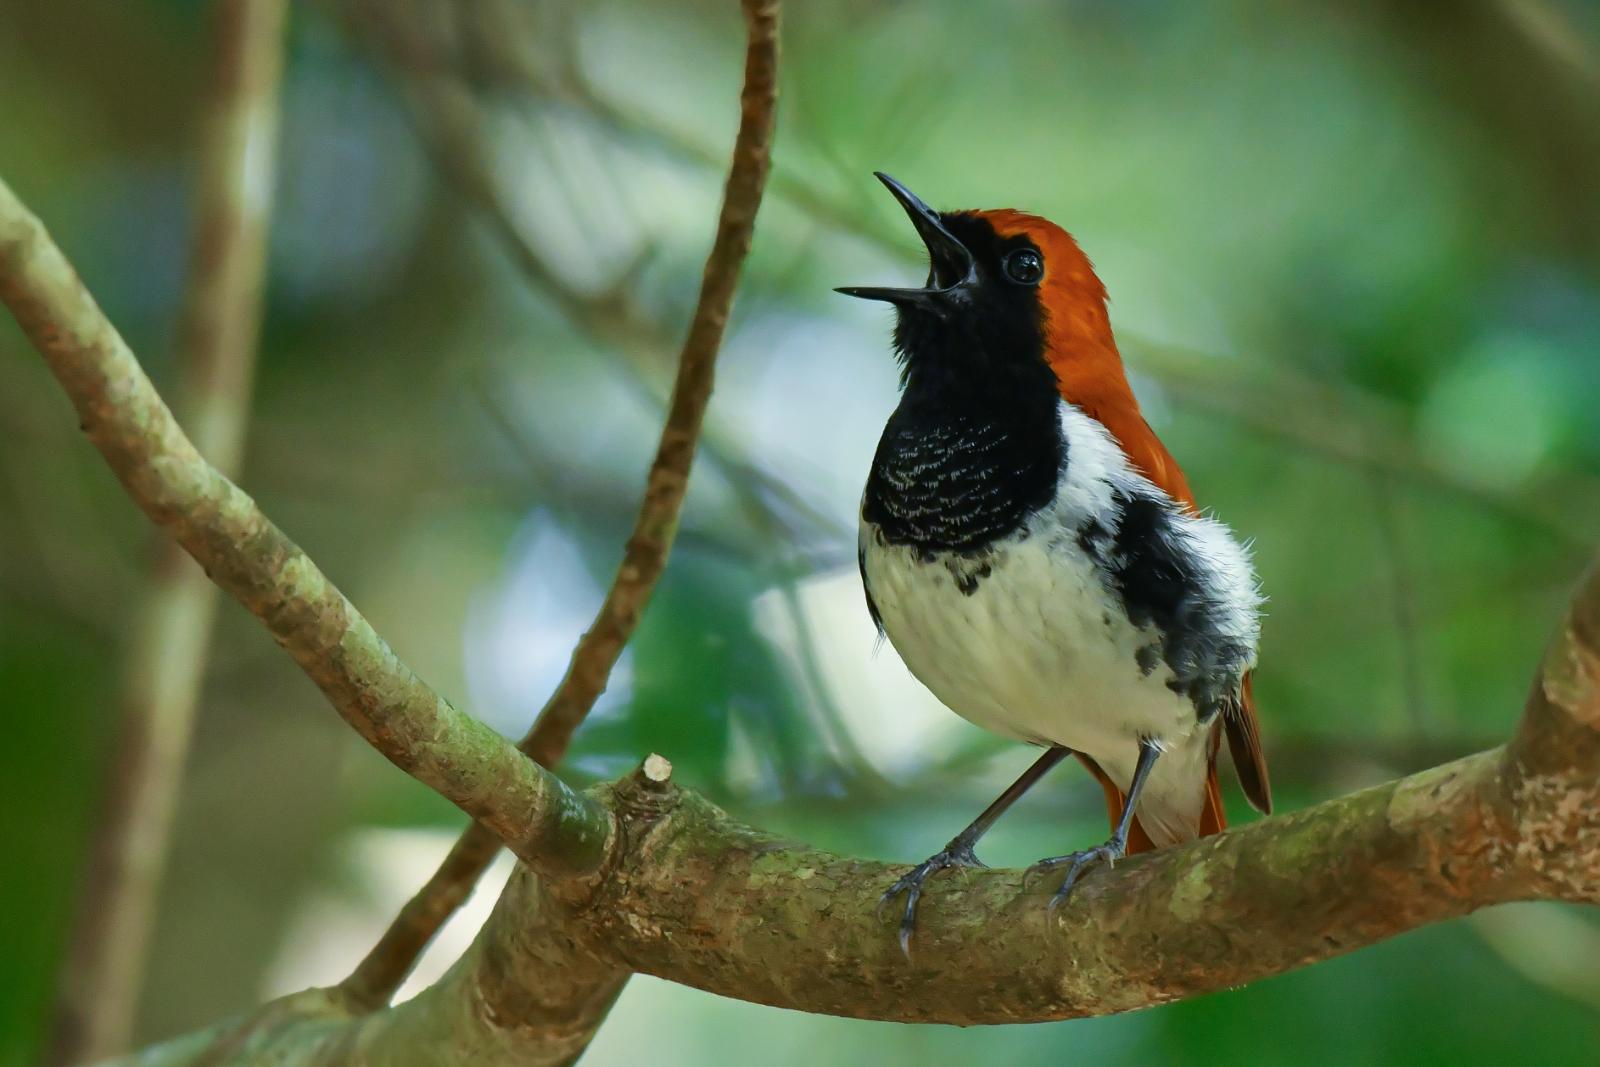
xmin=862 ymin=241 xmax=1064 ymax=558
xmin=863 ymin=388 xmax=1063 ymax=557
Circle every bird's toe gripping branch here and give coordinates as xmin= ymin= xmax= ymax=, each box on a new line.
xmin=878 ymin=842 xmax=987 ymax=958
xmin=1030 ymin=837 xmax=1129 ymax=916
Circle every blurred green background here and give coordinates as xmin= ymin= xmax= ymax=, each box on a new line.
xmin=4 ymin=0 xmax=1600 ymax=1064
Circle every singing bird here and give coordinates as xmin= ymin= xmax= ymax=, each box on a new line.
xmin=840 ymin=174 xmax=1271 ymax=950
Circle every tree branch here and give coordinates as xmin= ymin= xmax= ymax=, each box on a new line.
xmin=105 ymin=555 xmax=1600 ymax=1064
xmin=113 ymin=855 xmax=631 ymax=1067
xmin=337 ymin=0 xmax=781 ymax=1009
xmin=0 ymin=174 xmax=612 ymax=877
xmin=45 ymin=3 xmax=288 ymax=1061
xmin=518 ymin=0 xmax=778 ymax=773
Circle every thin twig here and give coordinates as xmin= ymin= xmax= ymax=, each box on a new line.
xmin=337 ymin=0 xmax=782 ymax=1010
xmin=367 ymin=0 xmax=862 ymax=793
xmin=43 ymin=3 xmax=288 ymax=1062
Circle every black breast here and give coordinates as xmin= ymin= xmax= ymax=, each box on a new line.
xmin=863 ymin=397 xmax=1063 ymax=557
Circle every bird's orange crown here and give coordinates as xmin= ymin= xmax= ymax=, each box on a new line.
xmin=973 ymin=208 xmax=1195 ymax=508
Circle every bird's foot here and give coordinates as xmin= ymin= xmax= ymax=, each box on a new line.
xmin=1029 ymin=835 xmax=1127 ymax=916
xmin=878 ymin=841 xmax=986 ymax=958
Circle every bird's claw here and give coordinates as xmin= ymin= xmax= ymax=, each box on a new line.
xmin=877 ymin=842 xmax=985 ymax=958
xmin=1030 ymin=838 xmax=1126 ymax=916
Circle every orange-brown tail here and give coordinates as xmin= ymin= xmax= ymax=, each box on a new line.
xmin=1198 ymin=759 xmax=1227 ymax=838
xmin=1075 ymin=749 xmax=1228 ymax=855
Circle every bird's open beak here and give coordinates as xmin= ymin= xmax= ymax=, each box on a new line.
xmin=835 ymin=172 xmax=976 ymax=307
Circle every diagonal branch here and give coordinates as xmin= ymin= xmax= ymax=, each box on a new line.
xmin=339 ymin=0 xmax=781 ymax=1010
xmin=0 ymin=173 xmax=613 ymax=878
xmin=45 ymin=3 xmax=288 ymax=1061
xmin=354 ymin=0 xmax=875 ymax=800
xmin=519 ymin=0 xmax=778 ymax=770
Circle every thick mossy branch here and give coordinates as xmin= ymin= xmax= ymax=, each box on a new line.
xmin=1503 ymin=560 xmax=1600 ymax=899
xmin=552 ymin=562 xmax=1595 ymax=1028
xmin=105 ymin=553 xmax=1600 ymax=1064
xmin=112 ymin=620 xmax=1600 ymax=1067
xmin=594 ymin=752 xmax=1518 ymax=1023
xmin=108 ymin=552 xmax=1600 ymax=1067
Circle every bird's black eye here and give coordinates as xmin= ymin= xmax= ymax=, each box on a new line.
xmin=1003 ymin=248 xmax=1043 ymax=285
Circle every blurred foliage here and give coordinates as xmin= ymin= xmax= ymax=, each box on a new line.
xmin=3 ymin=0 xmax=1600 ymax=1064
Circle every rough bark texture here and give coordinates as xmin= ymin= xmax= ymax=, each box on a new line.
xmin=118 ymin=865 xmax=628 ymax=1067
xmin=598 ymin=753 xmax=1520 ymax=1021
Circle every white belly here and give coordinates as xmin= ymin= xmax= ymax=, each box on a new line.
xmin=863 ymin=530 xmax=1213 ymax=845
xmin=864 ymin=531 xmax=1203 ymax=760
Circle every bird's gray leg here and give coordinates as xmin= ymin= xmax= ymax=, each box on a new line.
xmin=880 ymin=746 xmax=1071 ymax=956
xmin=1031 ymin=739 xmax=1162 ymax=913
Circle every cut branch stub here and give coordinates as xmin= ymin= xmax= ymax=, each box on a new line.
xmin=641 ymin=753 xmax=674 ymax=787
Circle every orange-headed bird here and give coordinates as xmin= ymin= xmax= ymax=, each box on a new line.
xmin=840 ymin=174 xmax=1272 ymax=951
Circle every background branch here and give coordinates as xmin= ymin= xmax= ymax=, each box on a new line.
xmin=343 ymin=0 xmax=891 ymax=801
xmin=44 ymin=3 xmax=288 ymax=1061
